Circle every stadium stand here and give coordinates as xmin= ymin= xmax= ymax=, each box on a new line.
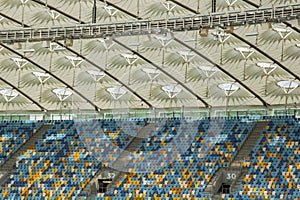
xmin=0 ymin=116 xmax=299 ymax=199
xmin=0 ymin=0 xmax=299 ymax=199
xmin=0 ymin=120 xmax=100 ymax=198
xmin=0 ymin=121 xmax=43 ymax=167
xmin=223 ymin=116 xmax=300 ymax=200
xmin=102 ymin=117 xmax=257 ymax=199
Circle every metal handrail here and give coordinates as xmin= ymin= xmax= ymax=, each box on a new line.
xmin=0 ymin=3 xmax=299 ymax=43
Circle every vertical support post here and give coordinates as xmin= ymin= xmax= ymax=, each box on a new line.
xmin=92 ymin=0 xmax=97 ymax=23
xmin=212 ymin=0 xmax=216 ymax=13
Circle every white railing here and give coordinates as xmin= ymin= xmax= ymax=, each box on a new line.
xmin=0 ymin=4 xmax=299 ymax=43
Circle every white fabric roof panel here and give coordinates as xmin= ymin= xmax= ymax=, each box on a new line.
xmin=0 ymin=0 xmax=299 ymax=111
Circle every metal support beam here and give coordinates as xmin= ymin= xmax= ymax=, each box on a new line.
xmin=113 ymin=39 xmax=210 ymax=108
xmin=0 ymin=4 xmax=298 ymax=43
xmin=0 ymin=16 xmax=44 ymax=111
xmin=212 ymin=0 xmax=216 ymax=13
xmin=0 ymin=13 xmax=30 ymax=28
xmin=171 ymin=0 xmax=259 ymax=14
xmin=98 ymin=0 xmax=141 ymax=20
xmin=0 ymin=43 xmax=101 ymax=111
xmin=174 ymin=37 xmax=269 ymax=107
xmin=231 ymin=32 xmax=300 ymax=82
xmin=283 ymin=21 xmax=300 ymax=33
xmin=242 ymin=0 xmax=260 ymax=8
xmin=0 ymin=77 xmax=46 ymax=111
xmin=169 ymin=0 xmax=199 ymax=14
xmin=32 ymin=0 xmax=85 ymax=24
xmin=92 ymin=0 xmax=97 ymax=23
xmin=55 ymin=41 xmax=153 ymax=109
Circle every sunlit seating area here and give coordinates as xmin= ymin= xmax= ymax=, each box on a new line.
xmin=76 ymin=119 xmax=146 ymax=165
xmin=0 ymin=116 xmax=299 ymax=199
xmin=0 ymin=119 xmax=147 ymax=199
xmin=0 ymin=121 xmax=43 ymax=166
xmin=102 ymin=117 xmax=257 ymax=199
xmin=0 ymin=0 xmax=299 ymax=199
xmin=0 ymin=120 xmax=100 ymax=199
xmin=224 ymin=116 xmax=300 ymax=200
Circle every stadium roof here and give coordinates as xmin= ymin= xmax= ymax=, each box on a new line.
xmin=0 ymin=0 xmax=299 ymax=112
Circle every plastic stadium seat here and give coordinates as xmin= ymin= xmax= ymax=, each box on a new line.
xmin=2 ymin=116 xmax=299 ymax=199
xmin=103 ymin=117 xmax=257 ymax=199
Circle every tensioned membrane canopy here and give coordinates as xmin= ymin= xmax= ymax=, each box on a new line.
xmin=0 ymin=0 xmax=299 ymax=111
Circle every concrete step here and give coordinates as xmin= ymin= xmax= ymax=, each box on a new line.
xmin=0 ymin=124 xmax=52 ymax=186
xmin=84 ymin=122 xmax=158 ymax=197
xmin=137 ymin=123 xmax=157 ymax=138
xmin=107 ymin=171 xmax=125 ymax=191
xmin=81 ymin=166 xmax=106 ymax=195
xmin=233 ymin=121 xmax=268 ymax=162
xmin=230 ymin=170 xmax=249 ymax=193
xmin=203 ymin=121 xmax=268 ymax=196
xmin=125 ymin=138 xmax=144 ymax=152
xmin=0 ymin=172 xmax=12 ymax=187
xmin=203 ymin=168 xmax=222 ymax=194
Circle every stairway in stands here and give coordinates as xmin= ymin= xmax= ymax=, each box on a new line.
xmin=136 ymin=122 xmax=157 ymax=138
xmin=232 ymin=121 xmax=268 ymax=164
xmin=204 ymin=121 xmax=268 ymax=196
xmin=0 ymin=124 xmax=52 ymax=186
xmin=84 ymin=122 xmax=156 ymax=195
xmin=107 ymin=122 xmax=156 ymax=191
xmin=229 ymin=121 xmax=268 ymax=193
xmin=111 ymin=122 xmax=156 ymax=170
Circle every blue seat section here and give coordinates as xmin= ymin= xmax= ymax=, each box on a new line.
xmin=0 ymin=121 xmax=43 ymax=166
xmin=136 ymin=119 xmax=183 ymax=152
xmin=1 ymin=116 xmax=297 ymax=199
xmin=76 ymin=119 xmax=146 ymax=165
xmin=0 ymin=120 xmax=101 ymax=198
xmin=223 ymin=116 xmax=300 ymax=200
xmin=102 ymin=117 xmax=256 ymax=199
xmin=0 ymin=119 xmax=148 ymax=199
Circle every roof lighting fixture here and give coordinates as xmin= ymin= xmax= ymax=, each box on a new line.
xmin=97 ymin=38 xmax=115 ymax=50
xmin=256 ymin=62 xmax=277 ymax=75
xmin=10 ymin=57 xmax=28 ymax=69
xmin=20 ymin=0 xmax=29 ymax=4
xmin=107 ymin=87 xmax=126 ymax=100
xmin=224 ymin=0 xmax=238 ymax=6
xmin=47 ymin=9 xmax=61 ymax=20
xmin=65 ymin=56 xmax=83 ymax=67
xmin=49 ymin=42 xmax=65 ymax=52
xmin=32 ymin=72 xmax=51 ymax=84
xmin=177 ymin=51 xmax=195 ymax=62
xmin=272 ymin=27 xmax=292 ymax=39
xmin=162 ymin=1 xmax=177 ymax=12
xmin=197 ymin=65 xmax=218 ymax=78
xmin=104 ymin=6 xmax=118 ymax=16
xmin=234 ymin=47 xmax=255 ymax=59
xmin=211 ymin=31 xmax=231 ymax=43
xmin=121 ymin=53 xmax=139 ymax=65
xmin=86 ymin=70 xmax=106 ymax=82
xmin=52 ymin=88 xmax=72 ymax=101
xmin=218 ymin=83 xmax=239 ymax=96
xmin=277 ymin=80 xmax=298 ymax=94
xmin=162 ymin=85 xmax=182 ymax=98
xmin=0 ymin=89 xmax=18 ymax=102
xmin=245 ymin=32 xmax=259 ymax=36
xmin=142 ymin=68 xmax=161 ymax=80
xmin=153 ymin=34 xmax=173 ymax=47
xmin=23 ymin=48 xmax=35 ymax=53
